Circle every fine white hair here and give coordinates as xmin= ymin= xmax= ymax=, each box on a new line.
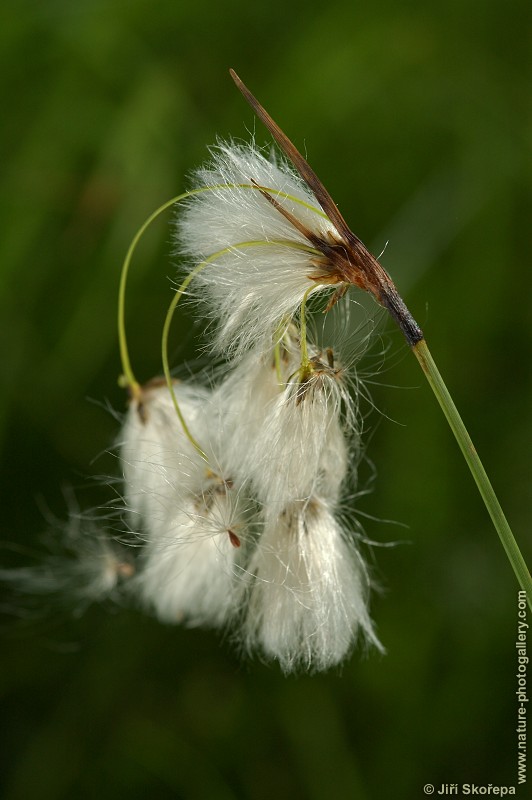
xmin=243 ymin=498 xmax=382 ymax=673
xmin=4 ymin=139 xmax=383 ymax=674
xmin=175 ymin=141 xmax=339 ymax=357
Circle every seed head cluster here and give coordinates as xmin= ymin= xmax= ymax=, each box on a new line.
xmin=3 ymin=139 xmax=384 ymax=673
xmin=118 ymin=141 xmax=383 ymax=671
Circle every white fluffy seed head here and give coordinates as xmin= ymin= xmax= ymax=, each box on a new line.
xmin=7 ymin=115 xmax=385 ymax=670
xmin=242 ymin=359 xmax=352 ymax=511
xmin=134 ymin=481 xmax=247 ymax=627
xmin=175 ymin=141 xmax=339 ymax=356
xmin=0 ymin=519 xmax=134 ymax=615
xmin=209 ymin=347 xmax=281 ymax=480
xmin=119 ymin=378 xmax=251 ymax=629
xmin=210 ymin=326 xmax=357 ymax=506
xmin=120 ymin=380 xmax=211 ymax=537
xmin=243 ymin=497 xmax=382 ymax=673
xmin=208 ymin=328 xmax=300 ymax=482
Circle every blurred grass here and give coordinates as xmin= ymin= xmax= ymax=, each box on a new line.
xmin=1 ymin=0 xmax=530 ymax=798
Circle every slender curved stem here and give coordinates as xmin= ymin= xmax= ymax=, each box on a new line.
xmin=413 ymin=338 xmax=532 ymax=611
xmin=161 ymin=239 xmax=321 ymax=459
xmin=298 ymin=285 xmax=317 ymax=379
xmin=117 ymin=183 xmax=328 ymax=396
xmin=117 ymin=195 xmax=184 ymax=399
xmin=161 ymin=264 xmax=209 ymax=461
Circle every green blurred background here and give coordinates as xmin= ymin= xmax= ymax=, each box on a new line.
xmin=1 ymin=0 xmax=530 ymax=798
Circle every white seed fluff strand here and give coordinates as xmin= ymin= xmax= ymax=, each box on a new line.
xmin=235 ymin=350 xmax=381 ymax=671
xmin=121 ymin=379 xmax=248 ymax=627
xmin=175 ymin=141 xmax=339 ymax=357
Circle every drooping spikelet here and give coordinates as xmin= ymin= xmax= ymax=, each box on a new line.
xmin=175 ymin=141 xmax=340 ymax=357
xmin=243 ymin=498 xmax=381 ymax=673
xmin=121 ymin=378 xmax=248 ymax=627
xmin=4 ymin=93 xmax=385 ymax=673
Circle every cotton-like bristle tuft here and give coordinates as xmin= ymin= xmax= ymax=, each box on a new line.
xmin=134 ymin=481 xmax=247 ymax=627
xmin=120 ymin=380 xmax=210 ymax=537
xmin=175 ymin=141 xmax=340 ymax=356
xmin=6 ymin=124 xmax=385 ymax=674
xmin=243 ymin=498 xmax=382 ymax=673
xmin=0 ymin=519 xmax=134 ymax=615
xmin=119 ymin=378 xmax=251 ymax=629
xmin=243 ymin=356 xmax=352 ymax=510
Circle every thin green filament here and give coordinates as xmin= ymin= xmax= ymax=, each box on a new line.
xmin=298 ymin=285 xmax=318 ymax=379
xmin=117 ymin=194 xmax=186 ymax=399
xmin=117 ymin=181 xmax=329 ymax=398
xmin=162 ymin=239 xmax=322 ymax=458
xmin=161 ymin=263 xmax=210 ymax=461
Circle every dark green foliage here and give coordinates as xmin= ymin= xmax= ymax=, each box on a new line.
xmin=1 ymin=1 xmax=530 ymax=797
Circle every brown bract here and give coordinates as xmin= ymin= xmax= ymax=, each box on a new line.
xmin=230 ymin=69 xmax=424 ymax=347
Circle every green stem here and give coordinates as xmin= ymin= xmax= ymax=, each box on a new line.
xmin=161 ymin=239 xmax=321 ymax=460
xmin=413 ymin=338 xmax=532 ymax=611
xmin=117 ymin=183 xmax=327 ymax=397
xmin=298 ymin=285 xmax=316 ymax=379
xmin=161 ymin=264 xmax=208 ymax=461
xmin=118 ymin=192 xmax=195 ymax=398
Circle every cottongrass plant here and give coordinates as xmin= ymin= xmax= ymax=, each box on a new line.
xmin=120 ymin=378 xmax=247 ymax=627
xmin=118 ymin=308 xmax=380 ymax=669
xmin=4 ymin=70 xmax=530 ymax=672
